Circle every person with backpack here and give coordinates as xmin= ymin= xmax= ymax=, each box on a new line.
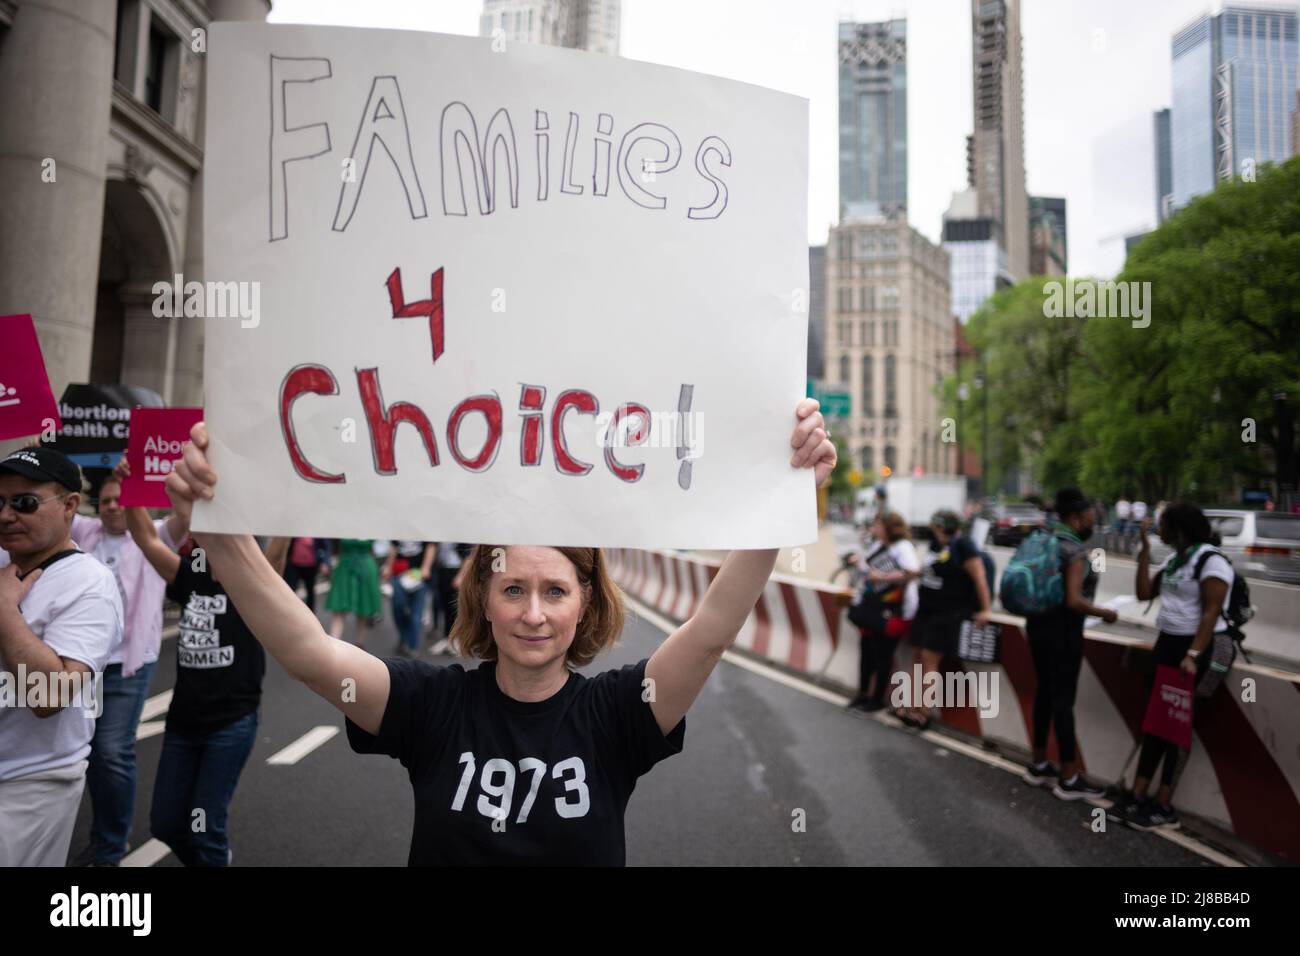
xmin=1112 ymin=502 xmax=1233 ymax=831
xmin=898 ymin=510 xmax=991 ymax=729
xmin=845 ymin=511 xmax=920 ymax=713
xmin=1016 ymin=487 xmax=1118 ymax=799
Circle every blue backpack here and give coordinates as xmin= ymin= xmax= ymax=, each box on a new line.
xmin=999 ymin=529 xmax=1068 ymax=615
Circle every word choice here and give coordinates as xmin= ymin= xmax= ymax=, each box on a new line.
xmin=281 ymin=369 xmax=698 ymax=487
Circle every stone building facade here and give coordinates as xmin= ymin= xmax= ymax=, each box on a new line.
xmin=0 ymin=0 xmax=270 ymax=439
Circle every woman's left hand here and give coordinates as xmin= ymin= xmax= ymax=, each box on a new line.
xmin=791 ymin=399 xmax=837 ymax=489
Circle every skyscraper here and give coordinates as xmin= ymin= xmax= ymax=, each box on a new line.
xmin=838 ymin=19 xmax=908 ymax=220
xmin=1154 ymin=108 xmax=1174 ymax=223
xmin=942 ymin=189 xmax=1014 ymax=324
xmin=479 ymin=0 xmax=620 ymax=54
xmin=969 ymin=0 xmax=1029 ymax=281
xmin=1028 ymin=195 xmax=1067 ymax=276
xmin=1170 ymin=5 xmax=1299 ymax=209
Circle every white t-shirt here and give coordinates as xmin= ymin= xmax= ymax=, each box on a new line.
xmin=91 ymin=533 xmax=129 ymax=665
xmin=1156 ymin=545 xmax=1233 ymax=636
xmin=856 ymin=539 xmax=922 ymax=621
xmin=1131 ymin=500 xmax=1149 ymax=521
xmin=1115 ymin=500 xmax=1132 ymax=519
xmin=0 ymin=551 xmax=124 ymax=781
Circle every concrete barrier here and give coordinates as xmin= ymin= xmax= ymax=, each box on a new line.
xmin=607 ymin=547 xmax=1300 ymax=862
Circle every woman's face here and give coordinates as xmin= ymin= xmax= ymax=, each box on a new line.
xmin=484 ymin=546 xmax=588 ymax=672
xmin=930 ymin=523 xmax=949 ymax=546
xmin=871 ymin=518 xmax=887 ymax=542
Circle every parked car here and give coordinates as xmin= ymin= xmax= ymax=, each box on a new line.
xmin=1205 ymin=509 xmax=1300 ymax=584
xmin=988 ymin=504 xmax=1046 ymax=547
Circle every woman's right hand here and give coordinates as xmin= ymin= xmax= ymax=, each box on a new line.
xmin=1137 ymin=517 xmax=1151 ymax=552
xmin=166 ymin=422 xmax=218 ymax=528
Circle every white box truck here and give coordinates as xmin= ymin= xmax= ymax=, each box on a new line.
xmin=868 ymin=475 xmax=967 ymax=536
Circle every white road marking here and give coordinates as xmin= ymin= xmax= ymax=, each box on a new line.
xmin=140 ymin=690 xmax=172 ymax=722
xmin=621 ymin=591 xmax=1247 ymax=868
xmin=121 ymin=838 xmax=172 ymax=868
xmin=266 ymin=725 xmax=339 ymax=765
xmin=135 ymin=720 xmax=166 ymax=741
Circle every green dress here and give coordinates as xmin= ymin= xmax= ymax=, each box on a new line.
xmin=326 ymin=539 xmax=383 ymax=617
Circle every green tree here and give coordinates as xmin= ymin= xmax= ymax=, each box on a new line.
xmin=1077 ymin=157 xmax=1300 ymax=502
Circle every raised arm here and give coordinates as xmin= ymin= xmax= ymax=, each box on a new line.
xmin=125 ymin=505 xmax=181 ymax=585
xmin=645 ymin=398 xmax=835 ymax=735
xmin=114 ymin=457 xmax=189 ymax=552
xmin=167 ymin=424 xmax=391 ymax=734
xmin=1134 ymin=519 xmax=1161 ymax=600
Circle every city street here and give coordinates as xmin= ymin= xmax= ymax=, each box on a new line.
xmin=67 ymin=594 xmax=1213 ymax=868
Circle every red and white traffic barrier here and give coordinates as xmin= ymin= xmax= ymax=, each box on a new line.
xmin=607 ymin=547 xmax=1300 ymax=862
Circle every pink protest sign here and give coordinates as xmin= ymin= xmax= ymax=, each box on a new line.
xmin=120 ymin=406 xmax=204 ymax=508
xmin=0 ymin=314 xmax=61 ymax=441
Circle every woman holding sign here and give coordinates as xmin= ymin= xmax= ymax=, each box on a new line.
xmin=163 ymin=399 xmax=834 ymax=865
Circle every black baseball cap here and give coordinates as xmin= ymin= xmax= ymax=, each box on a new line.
xmin=0 ymin=447 xmax=82 ymax=492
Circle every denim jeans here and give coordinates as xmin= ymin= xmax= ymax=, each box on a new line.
xmin=85 ymin=660 xmax=157 ymax=864
xmin=391 ymin=580 xmax=428 ymax=651
xmin=150 ymin=710 xmax=258 ymax=866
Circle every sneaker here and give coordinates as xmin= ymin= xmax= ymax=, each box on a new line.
xmin=844 ymin=694 xmax=871 ymax=712
xmin=862 ymin=697 xmax=887 ymax=713
xmin=1052 ymin=773 xmax=1106 ymax=801
xmin=429 ymin=638 xmax=450 ymax=656
xmin=1106 ymin=791 xmax=1143 ymax=823
xmin=1022 ymin=760 xmax=1060 ymax=787
xmin=1126 ymin=801 xmax=1181 ymax=831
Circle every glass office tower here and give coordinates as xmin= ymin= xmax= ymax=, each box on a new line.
xmin=1171 ymin=5 xmax=1298 ymax=209
xmin=838 ymin=19 xmax=908 ymax=220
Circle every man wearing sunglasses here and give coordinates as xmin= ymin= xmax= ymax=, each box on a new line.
xmin=0 ymin=447 xmax=124 ymax=867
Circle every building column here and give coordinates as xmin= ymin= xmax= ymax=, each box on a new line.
xmin=0 ymin=0 xmax=116 ymax=399
xmin=118 ymin=286 xmax=178 ymax=401
xmin=170 ymin=0 xmax=271 ymax=407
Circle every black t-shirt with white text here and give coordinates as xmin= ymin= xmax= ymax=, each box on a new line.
xmin=164 ymin=561 xmax=266 ymax=735
xmin=916 ymin=533 xmax=980 ymax=616
xmin=346 ymin=657 xmax=685 ymax=866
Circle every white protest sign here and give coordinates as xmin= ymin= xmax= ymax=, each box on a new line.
xmin=194 ymin=23 xmax=812 ymax=548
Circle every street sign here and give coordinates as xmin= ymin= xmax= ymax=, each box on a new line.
xmin=817 ymin=390 xmax=850 ymax=418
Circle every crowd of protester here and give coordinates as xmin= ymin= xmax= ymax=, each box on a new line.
xmin=842 ymin=487 xmax=1236 ymax=833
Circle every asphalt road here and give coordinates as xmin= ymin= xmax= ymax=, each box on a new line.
xmin=66 ymin=600 xmax=1213 ymax=867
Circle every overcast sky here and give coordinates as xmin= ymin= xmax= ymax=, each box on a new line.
xmin=267 ymin=0 xmax=1236 ymax=278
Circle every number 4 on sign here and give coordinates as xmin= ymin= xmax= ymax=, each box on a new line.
xmin=386 ymin=266 xmax=444 ymax=366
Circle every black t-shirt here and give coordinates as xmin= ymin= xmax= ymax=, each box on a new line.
xmin=346 ymin=656 xmax=685 ymax=866
xmin=390 ymin=540 xmax=429 ymax=575
xmin=916 ymin=533 xmax=980 ymax=616
xmin=164 ymin=561 xmax=266 ymax=735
